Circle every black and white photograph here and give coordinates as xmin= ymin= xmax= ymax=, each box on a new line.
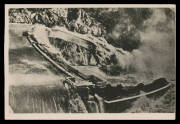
xmin=4 ymin=4 xmax=176 ymax=120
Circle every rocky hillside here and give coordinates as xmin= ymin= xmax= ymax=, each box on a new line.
xmin=8 ymin=8 xmax=143 ymax=65
xmin=9 ymin=8 xmax=104 ymax=36
xmin=9 ymin=8 xmax=175 ymax=76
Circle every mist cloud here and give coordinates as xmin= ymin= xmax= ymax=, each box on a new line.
xmin=116 ymin=8 xmax=176 ymax=80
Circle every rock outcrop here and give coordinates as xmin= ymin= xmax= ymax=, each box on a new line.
xmin=8 ymin=8 xmax=152 ymax=70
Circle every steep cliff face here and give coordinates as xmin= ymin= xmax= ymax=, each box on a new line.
xmin=9 ymin=8 xmax=107 ymax=65
xmin=9 ymin=8 xmax=104 ymax=36
xmin=9 ymin=8 xmax=176 ymax=78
